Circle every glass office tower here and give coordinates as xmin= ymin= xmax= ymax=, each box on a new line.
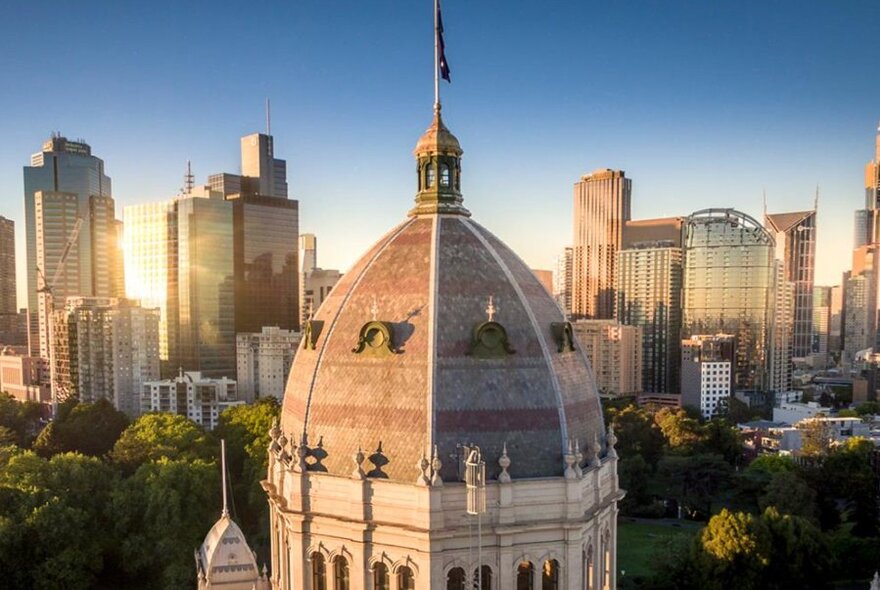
xmin=683 ymin=209 xmax=775 ymax=391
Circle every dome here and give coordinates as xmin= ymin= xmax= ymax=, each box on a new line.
xmin=281 ymin=113 xmax=605 ymax=483
xmin=195 ymin=515 xmax=261 ymax=586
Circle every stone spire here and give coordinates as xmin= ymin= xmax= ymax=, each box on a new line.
xmin=409 ymin=105 xmax=469 ymax=217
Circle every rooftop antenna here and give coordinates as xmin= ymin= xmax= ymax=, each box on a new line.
xmin=221 ymin=439 xmax=229 ymax=517
xmin=762 ymin=189 xmax=767 ymax=219
xmin=433 ymin=0 xmax=451 ymax=113
xmin=266 ymin=98 xmax=271 ymax=136
xmin=814 ymin=184 xmax=819 ymax=211
xmin=184 ymin=160 xmax=194 ymax=195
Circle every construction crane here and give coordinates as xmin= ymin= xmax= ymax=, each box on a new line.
xmin=36 ymin=216 xmax=83 ymax=414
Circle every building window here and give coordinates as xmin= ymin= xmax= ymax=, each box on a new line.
xmin=585 ymin=547 xmax=594 ymax=590
xmin=440 ymin=164 xmax=450 ymax=187
xmin=472 ymin=565 xmax=492 ymax=590
xmin=447 ymin=567 xmax=466 ymax=590
xmin=311 ymin=553 xmax=326 ymax=590
xmin=334 ymin=556 xmax=349 ymax=590
xmin=398 ymin=566 xmax=415 ymax=590
xmin=542 ymin=560 xmax=559 ymax=590
xmin=426 ymin=163 xmax=436 ymax=188
xmin=517 ymin=561 xmax=534 ymax=590
xmin=373 ymin=563 xmax=390 ymax=590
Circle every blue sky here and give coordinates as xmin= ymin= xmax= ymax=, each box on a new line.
xmin=2 ymin=0 xmax=879 ymax=306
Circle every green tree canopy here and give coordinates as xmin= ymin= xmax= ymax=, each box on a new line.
xmin=654 ymin=408 xmax=703 ymax=453
xmin=32 ymin=399 xmax=128 ymax=458
xmin=605 ymin=404 xmax=665 ymax=469
xmin=110 ymin=412 xmax=213 ymax=472
xmin=696 ymin=509 xmax=770 ymax=590
xmin=759 ymin=470 xmax=818 ymax=523
xmin=0 ymin=392 xmax=44 ymax=448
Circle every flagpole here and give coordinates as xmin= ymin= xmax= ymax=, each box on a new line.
xmin=434 ymin=0 xmax=440 ymax=111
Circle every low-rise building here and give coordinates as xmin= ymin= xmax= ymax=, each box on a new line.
xmin=141 ymin=371 xmax=241 ymax=430
xmin=772 ymin=401 xmax=830 ymax=425
xmin=236 ymin=327 xmax=301 ymax=401
xmin=572 ymin=320 xmax=643 ymax=396
xmin=0 ymin=349 xmax=49 ymax=404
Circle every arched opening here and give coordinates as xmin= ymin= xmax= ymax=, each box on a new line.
xmin=602 ymin=533 xmax=611 ymax=590
xmin=333 ymin=556 xmax=349 ymax=590
xmin=440 ymin=164 xmax=450 ymax=187
xmin=310 ymin=553 xmax=327 ymax=590
xmin=372 ymin=562 xmax=390 ymax=590
xmin=516 ymin=561 xmax=534 ymax=590
xmin=585 ymin=546 xmax=594 ymax=590
xmin=446 ymin=567 xmax=466 ymax=590
xmin=397 ymin=566 xmax=415 ymax=590
xmin=455 ymin=163 xmax=461 ymax=190
xmin=542 ymin=559 xmax=559 ymax=590
xmin=472 ymin=565 xmax=492 ymax=590
xmin=426 ymin=163 xmax=436 ymax=188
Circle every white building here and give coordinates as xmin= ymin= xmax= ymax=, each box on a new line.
xmin=141 ymin=371 xmax=241 ymax=430
xmin=681 ymin=334 xmax=735 ymax=419
xmin=772 ymin=401 xmax=829 ymax=425
xmin=236 ymin=327 xmax=301 ymax=401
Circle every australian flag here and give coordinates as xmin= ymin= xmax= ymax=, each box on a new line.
xmin=438 ymin=1 xmax=451 ymax=82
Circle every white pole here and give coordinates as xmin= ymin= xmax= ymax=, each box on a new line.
xmin=221 ymin=439 xmax=229 ymax=517
xmin=434 ymin=0 xmax=439 ymax=111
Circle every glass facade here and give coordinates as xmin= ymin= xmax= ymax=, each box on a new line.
xmin=230 ymin=195 xmax=299 ymax=333
xmin=683 ymin=209 xmax=775 ymax=391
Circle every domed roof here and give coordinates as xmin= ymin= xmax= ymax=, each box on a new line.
xmin=196 ymin=515 xmax=260 ymax=585
xmin=281 ymin=114 xmax=605 ymax=483
xmin=413 ymin=108 xmax=462 ymax=157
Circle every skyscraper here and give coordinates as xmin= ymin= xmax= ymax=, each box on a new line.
xmin=812 ymin=285 xmax=832 ymax=355
xmin=124 ymin=188 xmax=235 ymax=379
xmin=681 ymin=334 xmax=736 ymax=419
xmin=572 ymin=169 xmax=631 ymax=319
xmin=682 ymin=209 xmax=775 ymax=391
xmin=23 ymin=136 xmax=121 ymax=357
xmin=0 ymin=216 xmax=16 ymax=338
xmin=855 ymin=124 xmax=880 ymax=248
xmin=768 ymin=261 xmax=794 ymax=392
xmin=617 ymin=217 xmax=684 ymax=393
xmin=553 ymin=246 xmax=573 ymax=317
xmin=843 ymin=245 xmax=878 ymax=361
xmin=765 ymin=208 xmax=817 ymax=358
xmin=209 ymin=133 xmax=299 ymax=333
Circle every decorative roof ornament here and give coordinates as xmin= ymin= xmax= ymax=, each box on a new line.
xmin=498 ymin=442 xmax=511 ymax=483
xmin=306 ymin=436 xmax=329 ymax=472
xmin=370 ymin=295 xmax=379 ymax=322
xmin=551 ymin=321 xmax=576 ymax=353
xmin=352 ymin=446 xmax=366 ymax=480
xmin=606 ymin=426 xmax=618 ymax=459
xmin=563 ymin=440 xmax=577 ymax=479
xmin=430 ymin=445 xmax=444 ymax=487
xmin=469 ymin=298 xmax=516 ymax=358
xmin=352 ymin=320 xmax=400 ymax=357
xmin=486 ymin=295 xmax=496 ymax=322
xmin=574 ymin=439 xmax=584 ymax=478
xmin=589 ymin=433 xmax=601 ymax=467
xmin=417 ymin=452 xmax=431 ymax=486
xmin=870 ymin=571 xmax=880 ymax=590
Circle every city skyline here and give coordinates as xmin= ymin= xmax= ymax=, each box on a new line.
xmin=2 ymin=1 xmax=880 ymax=308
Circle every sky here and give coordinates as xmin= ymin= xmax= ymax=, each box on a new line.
xmin=2 ymin=0 xmax=879 ymax=308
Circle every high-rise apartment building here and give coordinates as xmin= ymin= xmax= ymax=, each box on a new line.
xmin=765 ymin=209 xmax=817 ymax=358
xmin=682 ymin=209 xmax=775 ymax=391
xmin=843 ymin=245 xmax=878 ymax=362
xmin=0 ymin=217 xmax=16 ymax=339
xmin=812 ymin=286 xmax=832 ymax=355
xmin=768 ymin=261 xmax=794 ymax=392
xmin=571 ymin=319 xmax=643 ymax=396
xmin=236 ymin=327 xmax=301 ymax=401
xmin=298 ymin=233 xmax=341 ymax=325
xmin=855 ymin=124 xmax=880 ymax=248
xmin=571 ymin=169 xmax=631 ymax=319
xmin=299 ymin=233 xmax=317 ymax=276
xmin=681 ymin=334 xmax=736 ymax=419
xmin=829 ymin=285 xmax=843 ymax=352
xmin=617 ymin=217 xmax=683 ymax=393
xmin=51 ymin=297 xmax=159 ymax=415
xmin=124 ymin=188 xmax=235 ymax=379
xmin=141 ymin=371 xmax=241 ymax=430
xmin=23 ymin=136 xmax=121 ymax=356
xmin=553 ymin=246 xmax=573 ymax=317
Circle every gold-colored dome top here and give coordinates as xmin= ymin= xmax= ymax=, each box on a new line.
xmin=413 ymin=107 xmax=462 ymax=157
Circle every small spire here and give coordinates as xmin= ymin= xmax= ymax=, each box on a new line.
xmin=814 ymin=184 xmax=819 ymax=211
xmin=221 ymin=439 xmax=229 ymax=517
xmin=486 ymin=296 xmax=496 ymax=322
xmin=370 ymin=295 xmax=379 ymax=321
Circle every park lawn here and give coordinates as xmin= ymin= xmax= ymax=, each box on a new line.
xmin=617 ymin=519 xmax=701 ymax=580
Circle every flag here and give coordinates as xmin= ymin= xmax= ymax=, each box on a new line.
xmin=438 ymin=1 xmax=451 ymax=82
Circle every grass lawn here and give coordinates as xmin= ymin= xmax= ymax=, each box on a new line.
xmin=617 ymin=519 xmax=701 ymax=580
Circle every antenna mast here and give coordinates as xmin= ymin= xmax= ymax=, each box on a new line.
xmin=434 ymin=0 xmax=440 ymax=111
xmin=266 ymin=98 xmax=271 ymax=136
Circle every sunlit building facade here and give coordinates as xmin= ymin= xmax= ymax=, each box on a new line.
xmin=682 ymin=209 xmax=775 ymax=391
xmin=572 ymin=169 xmax=631 ymax=319
xmin=0 ymin=217 xmax=16 ymax=339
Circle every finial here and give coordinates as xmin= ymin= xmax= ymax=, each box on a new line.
xmin=574 ymin=438 xmax=584 ymax=478
xmin=308 ymin=301 xmax=314 ymax=321
xmin=430 ymin=445 xmax=444 ymax=487
xmin=590 ymin=433 xmax=600 ymax=467
xmin=370 ymin=295 xmax=379 ymax=321
xmin=416 ymin=452 xmax=431 ymax=486
xmin=486 ymin=296 xmax=496 ymax=322
xmin=221 ymin=439 xmax=229 ymax=517
xmin=606 ymin=426 xmax=618 ymax=459
xmin=498 ymin=442 xmax=511 ymax=483
xmin=563 ymin=440 xmax=577 ymax=479
xmin=352 ymin=446 xmax=366 ymax=480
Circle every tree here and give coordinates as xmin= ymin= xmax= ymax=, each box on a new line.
xmin=697 ymin=419 xmax=741 ymax=465
xmin=618 ymin=455 xmax=654 ymax=515
xmin=855 ymin=401 xmax=880 ymax=416
xmin=798 ymin=418 xmax=833 ymax=457
xmin=759 ymin=471 xmax=818 ymax=523
xmin=760 ymin=508 xmax=832 ymax=590
xmin=0 ymin=392 xmax=44 ymax=447
xmin=654 ymin=408 xmax=703 ymax=453
xmin=747 ymin=454 xmax=794 ymax=475
xmin=695 ymin=509 xmax=770 ymax=590
xmin=605 ymin=404 xmax=665 ymax=469
xmin=111 ymin=458 xmax=219 ymax=589
xmin=656 ymin=454 xmax=732 ymax=519
xmin=111 ymin=413 xmax=213 ymax=472
xmin=33 ymin=399 xmax=128 ymax=458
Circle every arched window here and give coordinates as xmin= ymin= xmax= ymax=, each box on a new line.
xmin=472 ymin=565 xmax=492 ymax=590
xmin=372 ymin=563 xmax=390 ymax=590
xmin=426 ymin=163 xmax=436 ymax=188
xmin=398 ymin=566 xmax=415 ymax=590
xmin=446 ymin=567 xmax=466 ymax=590
xmin=585 ymin=546 xmax=594 ymax=590
xmin=311 ymin=553 xmax=326 ymax=590
xmin=542 ymin=560 xmax=559 ymax=590
xmin=517 ymin=561 xmax=534 ymax=590
xmin=602 ymin=532 xmax=611 ymax=590
xmin=333 ymin=556 xmax=349 ymax=590
xmin=440 ymin=164 xmax=450 ymax=187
